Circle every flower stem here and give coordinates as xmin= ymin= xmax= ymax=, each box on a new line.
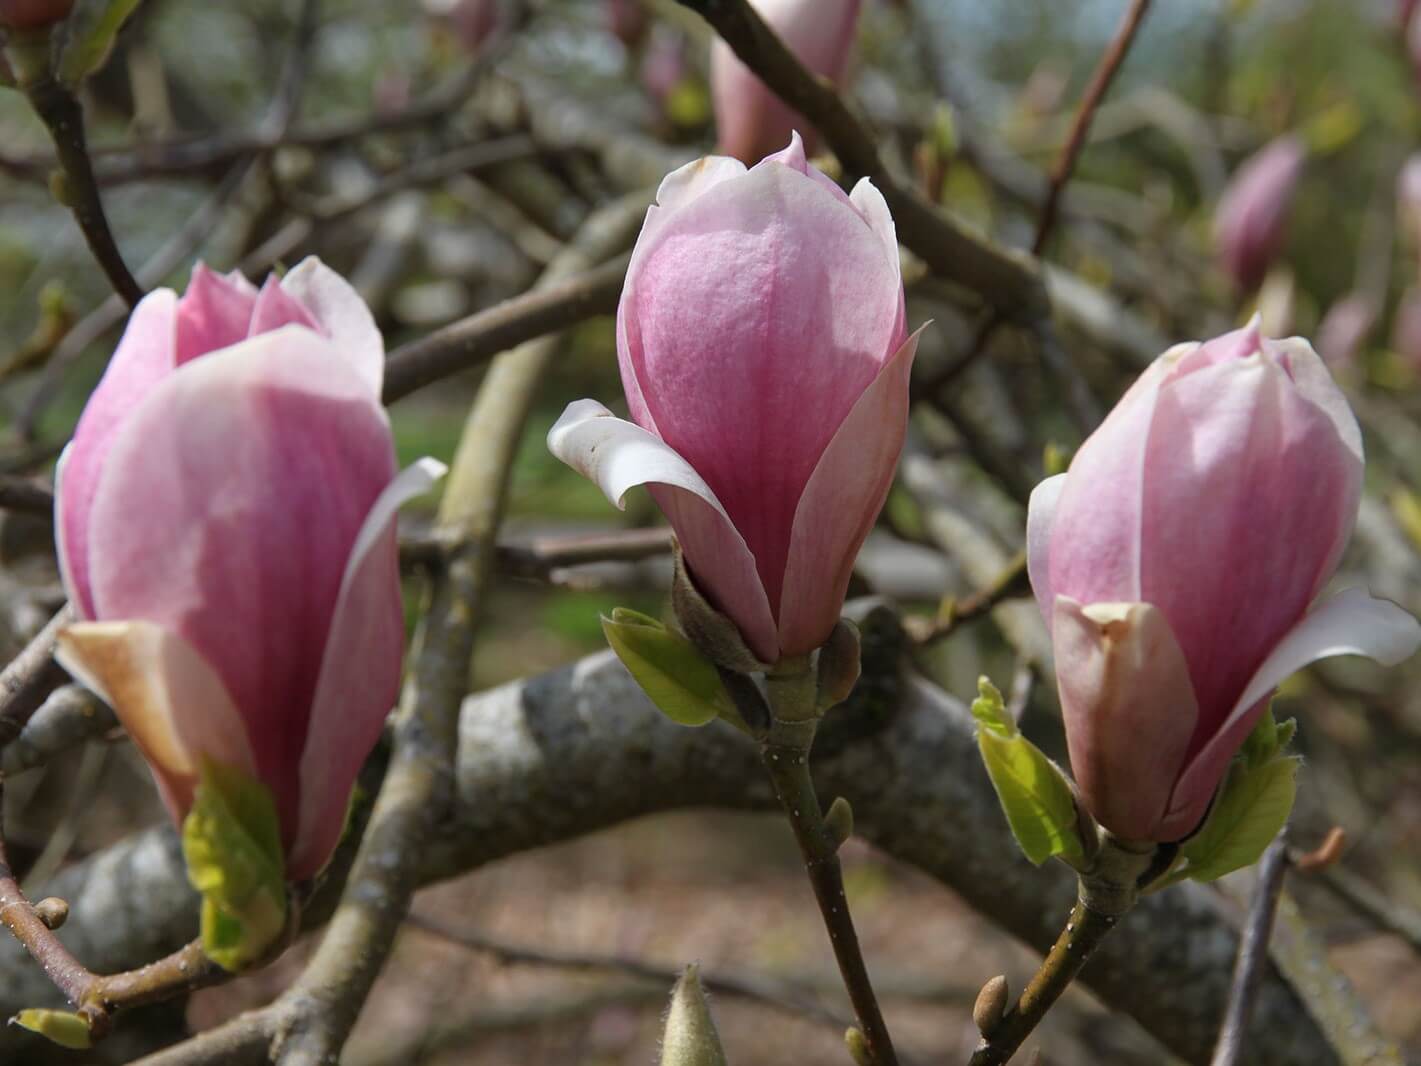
xmin=969 ymin=837 xmax=1156 ymax=1066
xmin=761 ymin=659 xmax=898 ymax=1066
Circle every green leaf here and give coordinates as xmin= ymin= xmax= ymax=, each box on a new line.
xmin=602 ymin=609 xmax=731 ymax=727
xmin=11 ymin=1009 xmax=91 ymax=1049
xmin=1178 ymin=755 xmax=1299 ymax=882
xmin=970 ymin=676 xmax=1015 ymax=739
xmin=56 ymin=0 xmax=145 ymax=86
xmin=181 ymin=759 xmax=287 ymax=971
xmin=977 ymin=726 xmax=1083 ymax=866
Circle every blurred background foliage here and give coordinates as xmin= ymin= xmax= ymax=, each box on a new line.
xmin=2 ymin=0 xmax=1421 ymax=1063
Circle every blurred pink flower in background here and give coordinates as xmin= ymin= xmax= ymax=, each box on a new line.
xmin=710 ymin=0 xmax=863 ymax=163
xmin=1213 ymin=135 xmax=1306 ymax=293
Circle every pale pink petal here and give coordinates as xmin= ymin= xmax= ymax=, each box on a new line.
xmin=620 ymin=155 xmax=904 ymax=614
xmin=1047 ymin=347 xmax=1184 ymax=609
xmin=1165 ymin=589 xmax=1419 ymax=840
xmin=60 ymin=289 xmax=179 ymax=620
xmin=175 ymin=262 xmax=258 ymax=365
xmin=279 ymin=256 xmax=385 ymax=397
xmin=1175 ymin=314 xmax=1262 ymax=374
xmin=248 ymin=274 xmax=321 ymax=336
xmin=1052 ymin=597 xmax=1199 ymax=843
xmin=1025 ymin=473 xmax=1066 ymax=628
xmin=759 ymin=130 xmax=853 ymax=207
xmin=289 ymin=458 xmax=446 ymax=880
xmin=548 ymin=400 xmax=777 ymax=661
xmin=710 ymin=0 xmax=863 ymax=163
xmin=55 ymin=620 xmax=256 ymax=826
xmin=777 ymin=328 xmax=920 ymax=656
xmin=85 ymin=326 xmax=396 ymax=849
xmin=1139 ymin=353 xmax=1361 ymax=750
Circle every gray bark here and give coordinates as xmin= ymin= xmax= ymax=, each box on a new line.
xmin=1 ymin=634 xmax=1350 ymax=1065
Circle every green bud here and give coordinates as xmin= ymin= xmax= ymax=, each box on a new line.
xmin=11 ymin=1008 xmax=91 ymax=1049
xmin=815 ymin=619 xmax=861 ymax=711
xmin=824 ymin=796 xmax=854 ymax=849
xmin=660 ymin=965 xmax=727 ymax=1066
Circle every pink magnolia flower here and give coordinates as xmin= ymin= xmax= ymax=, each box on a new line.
xmin=710 ymin=0 xmax=863 ymax=164
xmin=550 ymin=134 xmax=919 ymax=664
xmin=1398 ymin=154 xmax=1421 ymax=246
xmin=1213 ymin=135 xmax=1306 ymax=294
xmin=1394 ymin=287 xmax=1421 ymax=372
xmin=1027 ymin=319 xmax=1419 ymax=843
xmin=0 ymin=0 xmax=73 ymax=29
xmin=54 ymin=259 xmax=444 ymax=881
xmin=1316 ymin=292 xmax=1377 ymax=368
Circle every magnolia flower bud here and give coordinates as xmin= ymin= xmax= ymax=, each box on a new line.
xmin=710 ymin=0 xmax=863 ymax=163
xmin=55 ymin=259 xmax=444 ymax=880
xmin=0 ymin=0 xmax=73 ymax=29
xmin=550 ymin=135 xmax=920 ymax=664
xmin=1316 ymin=292 xmax=1377 ymax=368
xmin=1028 ymin=319 xmax=1420 ymax=842
xmin=1213 ymin=135 xmax=1305 ymax=293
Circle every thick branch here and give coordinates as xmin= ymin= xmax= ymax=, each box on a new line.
xmin=6 ymin=642 xmax=1357 ymax=1066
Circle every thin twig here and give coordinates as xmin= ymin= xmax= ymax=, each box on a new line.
xmin=0 ymin=604 xmax=73 ymax=752
xmin=675 ymin=0 xmax=1045 ymax=317
xmin=383 ymin=253 xmax=629 ymax=403
xmin=1210 ymin=834 xmax=1291 ymax=1066
xmin=20 ymin=74 xmax=144 ymax=306
xmin=916 ymin=0 xmax=1152 ymax=401
xmin=907 ymin=552 xmax=1028 ymax=646
xmin=404 ymin=912 xmax=854 ymax=1033
xmin=1032 ymin=0 xmax=1154 ymax=257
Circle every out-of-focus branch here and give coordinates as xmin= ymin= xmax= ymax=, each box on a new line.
xmin=382 ymin=254 xmax=629 ymax=403
xmin=1 ymin=685 xmax=114 ymax=777
xmin=0 ymin=476 xmax=55 ymax=517
xmin=1210 ymin=836 xmax=1291 ymax=1066
xmin=0 ymin=605 xmax=72 ymax=751
xmin=673 ymin=0 xmax=1045 ymax=318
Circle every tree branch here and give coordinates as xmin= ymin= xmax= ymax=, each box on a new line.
xmin=6 ymin=636 xmax=1363 ymax=1066
xmin=674 ymin=0 xmax=1045 ymax=318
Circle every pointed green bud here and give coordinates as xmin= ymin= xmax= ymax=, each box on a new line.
xmin=181 ymin=758 xmax=288 ymax=971
xmin=603 ymin=608 xmax=732 ymax=728
xmin=11 ymin=1008 xmax=91 ymax=1049
xmin=815 ymin=619 xmax=861 ymax=711
xmin=661 ymin=964 xmax=728 ymax=1066
xmin=845 ymin=1027 xmax=873 ymax=1066
xmin=824 ymin=796 xmax=854 ymax=849
xmin=55 ymin=0 xmax=142 ymax=86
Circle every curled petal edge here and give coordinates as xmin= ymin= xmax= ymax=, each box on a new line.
xmin=547 ymin=400 xmax=778 ymax=661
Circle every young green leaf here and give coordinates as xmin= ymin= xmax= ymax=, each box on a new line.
xmin=970 ymin=676 xmax=1016 ymax=739
xmin=603 ymin=610 xmax=732 ymax=727
xmin=181 ymin=759 xmax=287 ymax=971
xmin=11 ymin=1009 xmax=91 ymax=1050
xmin=977 ymin=727 xmax=1084 ymax=866
xmin=1178 ymin=755 xmax=1299 ymax=882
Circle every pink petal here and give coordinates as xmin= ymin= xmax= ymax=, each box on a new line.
xmin=1052 ymin=597 xmax=1199 ymax=843
xmin=1138 ymin=351 xmax=1361 ymax=752
xmin=84 ymin=326 xmax=397 ymax=850
xmin=777 ymin=327 xmax=920 ymax=656
xmin=547 ymin=400 xmax=778 ymax=661
xmin=175 ymin=262 xmax=258 ymax=365
xmin=1168 ymin=587 xmax=1421 ymax=839
xmin=248 ymin=274 xmax=321 ymax=337
xmin=289 ymin=458 xmax=446 ymax=880
xmin=619 ymin=152 xmax=904 ymax=616
xmin=55 ymin=620 xmax=256 ymax=826
xmin=710 ymin=0 xmax=864 ymax=163
xmin=1047 ymin=346 xmax=1185 ymax=609
xmin=279 ymin=257 xmax=385 ymax=397
xmin=59 ymin=289 xmax=180 ymax=620
xmin=1025 ymin=473 xmax=1066 ymax=627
